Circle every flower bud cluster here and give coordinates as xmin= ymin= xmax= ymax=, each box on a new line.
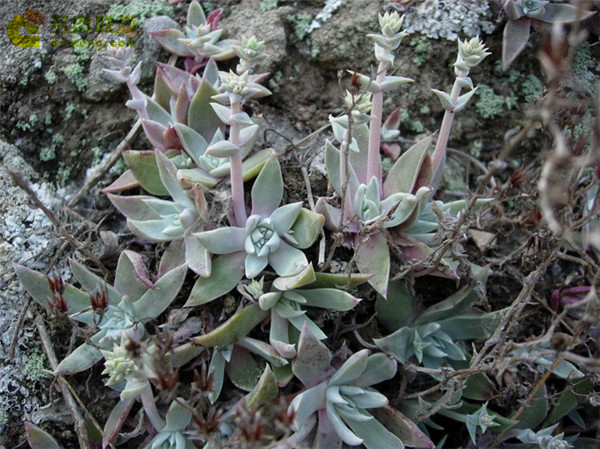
xmin=219 ymin=70 xmax=250 ymax=103
xmin=233 ymin=36 xmax=268 ymax=74
xmin=454 ymin=36 xmax=490 ymax=74
xmin=101 ymin=333 xmax=139 ymax=386
xmin=368 ymin=11 xmax=409 ymax=65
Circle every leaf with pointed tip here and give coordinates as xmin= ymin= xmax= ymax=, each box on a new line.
xmin=354 ymin=232 xmax=390 ymax=298
xmin=189 ymin=81 xmax=222 ymax=141
xmin=315 ymin=198 xmax=343 ymax=232
xmin=384 ymin=135 xmax=433 ymax=197
xmin=25 ymin=422 xmax=62 ymax=449
xmin=375 ymin=281 xmax=415 ymax=332
xmin=290 ymin=382 xmax=328 ymax=432
xmin=184 ymin=234 xmax=211 ymax=277
xmin=225 ymin=345 xmax=262 ymax=391
xmin=187 ymin=0 xmax=206 ymax=26
xmin=438 ymin=309 xmax=505 ymax=340
xmin=55 ymin=343 xmax=103 ymax=375
xmin=150 ymin=29 xmax=193 ymax=57
xmin=205 ymin=139 xmax=240 ymax=157
xmin=155 ymin=151 xmax=195 ymax=208
xmin=293 ymin=323 xmax=332 ymax=386
xmin=502 ymin=18 xmax=531 ymax=69
xmin=352 ymin=353 xmax=397 ymax=388
xmin=269 ymin=240 xmax=309 ymax=277
xmin=193 ymin=304 xmax=268 ymax=347
xmin=100 ymin=169 xmax=139 ymax=194
xmin=326 ymin=403 xmax=364 ymax=446
xmin=237 ymin=337 xmax=289 ymax=367
xmin=132 ymin=264 xmax=186 ymax=320
xmin=538 ymin=3 xmax=595 ymax=24
xmin=13 ymin=264 xmax=90 ymax=314
xmin=431 ymin=88 xmax=456 ymax=111
xmin=102 ymin=399 xmax=134 ymax=449
xmin=194 ymin=227 xmax=246 ymax=254
xmin=245 ymin=365 xmax=279 ymax=408
xmin=69 ymin=259 xmax=121 ymax=304
xmin=309 ymin=272 xmax=372 ymax=289
xmin=122 ymin=151 xmax=168 ymax=196
xmin=114 ymin=251 xmax=153 ymax=302
xmin=251 ymin=155 xmax=282 ymax=217
xmin=273 ymin=263 xmax=316 ymax=291
xmin=208 ymin=350 xmax=227 ymax=403
xmin=380 ymin=76 xmax=414 ymax=91
xmin=288 ymin=208 xmax=324 ymax=250
xmin=329 ymin=350 xmax=370 ymax=386
xmin=454 ymin=88 xmax=478 ymax=112
xmin=300 ymin=288 xmax=360 ymax=311
xmin=371 ymin=407 xmax=435 ymax=448
xmin=175 ymin=123 xmax=208 ymax=168
xmin=141 ymin=119 xmax=167 ymax=152
xmin=146 ymin=97 xmax=173 ymax=128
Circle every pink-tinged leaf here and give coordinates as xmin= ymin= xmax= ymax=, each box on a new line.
xmin=329 ymin=349 xmax=370 ymax=386
xmin=150 ymin=29 xmax=193 ymax=57
xmin=539 ymin=4 xmax=595 ymax=24
xmin=122 ymin=151 xmax=168 ymax=196
xmin=381 ymin=142 xmax=402 ymax=161
xmin=184 ymin=234 xmax=211 ymax=277
xmin=185 ymin=252 xmax=244 ymax=306
xmin=372 ymin=406 xmax=435 ymax=448
xmin=314 ymin=409 xmax=343 ymax=449
xmin=132 ymin=264 xmax=187 ymax=320
xmin=310 ymin=272 xmax=373 ymax=289
xmin=193 ymin=304 xmax=269 ymax=347
xmin=315 ymin=198 xmax=343 ymax=232
xmin=178 ymin=167 xmax=219 ymax=188
xmin=354 ymin=232 xmax=390 ymax=298
xmin=154 ymin=65 xmax=176 ymax=110
xmin=155 ymin=63 xmax=193 ymax=96
xmin=194 ymin=227 xmax=246 ymax=254
xmin=348 ymin=123 xmax=370 ymax=185
xmin=107 ymin=193 xmax=160 ymax=221
xmin=174 ymin=83 xmax=191 ymax=125
xmin=383 ymin=135 xmax=433 ymax=197
xmin=114 ymin=250 xmax=154 ymax=302
xmin=101 ymin=169 xmax=139 ymax=193
xmin=141 ymin=119 xmax=167 ymax=152
xmin=69 ymin=258 xmax=121 ymax=304
xmin=502 ymin=18 xmax=531 ymax=70
xmin=206 ymin=7 xmax=223 ymax=30
xmin=25 ymin=422 xmax=62 ymax=449
xmin=102 ymin=399 xmax=134 ymax=449
xmin=163 ymin=125 xmax=183 ymax=150
xmin=293 ymin=323 xmax=333 ymax=387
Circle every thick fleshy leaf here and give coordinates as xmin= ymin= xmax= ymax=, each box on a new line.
xmin=205 ymin=139 xmax=240 ymax=157
xmin=289 ymin=208 xmax=325 ymax=249
xmin=352 ymin=353 xmax=397 ymax=388
xmin=340 ymin=387 xmax=388 ymax=409
xmin=194 ymin=227 xmax=246 ymax=254
xmin=268 ymin=241 xmax=308 ymax=277
xmin=314 ymin=409 xmax=343 ymax=449
xmin=150 ymin=29 xmax=193 ymax=57
xmin=146 ymin=97 xmax=173 ymax=128
xmin=293 ymin=323 xmax=332 ymax=386
xmin=272 ymin=263 xmax=316 ymax=291
xmin=184 ymin=234 xmax=211 ymax=277
xmin=270 ymin=311 xmax=297 ymax=358
xmin=371 ymin=407 xmax=434 ymax=448
xmin=538 ymin=3 xmax=595 ymax=24
xmin=438 ymin=309 xmax=505 ymax=340
xmin=13 ymin=264 xmax=91 ymax=314
xmin=128 ymin=218 xmax=180 ymax=242
xmin=245 ymin=365 xmax=279 ymax=408
xmin=175 ymin=123 xmax=208 ymax=167
xmin=344 ymin=413 xmax=404 ymax=449
xmin=189 ymin=81 xmax=221 ymax=141
xmin=354 ymin=231 xmax=390 ymax=298
xmin=383 ymin=135 xmax=433 ymax=197
xmin=178 ymin=167 xmax=220 ymax=188
xmin=288 ymin=314 xmax=327 ymax=340
xmin=193 ymin=304 xmax=268 ymax=347
xmin=225 ymin=345 xmax=262 ymax=391
xmin=502 ymin=18 xmax=531 ymax=69
xmin=132 ymin=264 xmax=186 ymax=319
xmin=114 ymin=251 xmax=153 ymax=302
xmin=300 ymin=288 xmax=360 ymax=311
xmin=326 ymin=403 xmax=364 ymax=446
xmin=310 ymin=272 xmax=372 ymax=289
xmin=102 ymin=399 xmax=134 ymax=449
xmin=270 ymin=202 xmax=303 ymax=235
xmin=163 ymin=399 xmax=192 ymax=432
xmin=208 ymin=350 xmax=227 ymax=403
xmin=251 ymin=155 xmax=283 ymax=216
xmin=237 ymin=337 xmax=289 ymax=367
xmin=122 ymin=151 xmax=168 ymax=196
xmin=187 ymin=0 xmax=206 ymax=26
xmin=108 ymin=194 xmax=164 ymax=222
xmin=245 ymin=253 xmax=269 ymax=279
xmin=329 ymin=349 xmax=370 ymax=386
xmin=25 ymin=422 xmax=62 ymax=449
xmin=155 ymin=151 xmax=195 ymax=208
xmin=315 ymin=198 xmax=343 ymax=232
xmin=454 ymin=88 xmax=478 ymax=112
xmin=55 ymin=343 xmax=103 ymax=375
xmin=185 ymin=252 xmax=244 ymax=306
xmin=431 ymin=88 xmax=455 ymax=111
xmin=141 ymin=119 xmax=167 ymax=152
xmin=379 ymin=193 xmax=418 ymax=228
xmin=290 ymin=382 xmax=328 ymax=432
xmin=100 ymin=169 xmax=139 ymax=194
xmin=69 ymin=259 xmax=121 ymax=305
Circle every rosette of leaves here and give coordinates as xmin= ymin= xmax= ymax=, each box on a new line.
xmin=142 ymin=399 xmax=196 ymax=449
xmin=192 ymin=155 xmax=324 ymax=282
xmin=373 ymin=267 xmax=504 ymax=369
xmin=287 ymin=325 xmax=434 ymax=449
xmin=501 ymin=0 xmax=594 ymax=69
xmin=108 ymin=151 xmax=211 ymax=276
xmin=150 ymin=0 xmax=236 ymax=73
xmin=14 ymin=251 xmax=186 ymax=375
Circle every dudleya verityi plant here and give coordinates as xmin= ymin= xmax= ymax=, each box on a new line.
xmin=501 ymin=0 xmax=594 ymax=69
xmin=194 ymin=155 xmax=323 ymax=279
xmin=151 ymin=0 xmax=235 ymax=73
xmin=14 ymin=251 xmax=186 ymax=375
xmin=287 ymin=325 xmax=434 ymax=449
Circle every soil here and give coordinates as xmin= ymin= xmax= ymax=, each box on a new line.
xmin=1 ymin=0 xmax=599 ymax=448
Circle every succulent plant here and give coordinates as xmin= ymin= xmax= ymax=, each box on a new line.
xmin=501 ymin=0 xmax=594 ymax=69
xmin=287 ymin=324 xmax=434 ymax=449
xmin=194 ymin=155 xmax=323 ymax=279
xmin=151 ymin=0 xmax=236 ymax=73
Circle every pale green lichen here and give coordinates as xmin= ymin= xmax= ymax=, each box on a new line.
xmin=62 ymin=63 xmax=88 ymax=92
xmin=475 ymin=85 xmax=505 ymax=119
xmin=23 ymin=348 xmax=52 ymax=381
xmin=107 ymin=0 xmax=175 ymax=25
xmin=65 ymin=103 xmax=76 ymax=120
xmin=44 ymin=70 xmax=57 ymax=85
xmin=287 ymin=13 xmax=313 ymax=41
xmin=52 ymin=133 xmax=64 ymax=145
xmin=57 ymin=162 xmax=72 ymax=186
xmin=39 ymin=147 xmax=56 ymax=162
xmin=260 ymin=0 xmax=278 ymax=11
xmin=520 ymin=74 xmax=543 ymax=103
xmin=410 ymin=36 xmax=430 ymax=67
